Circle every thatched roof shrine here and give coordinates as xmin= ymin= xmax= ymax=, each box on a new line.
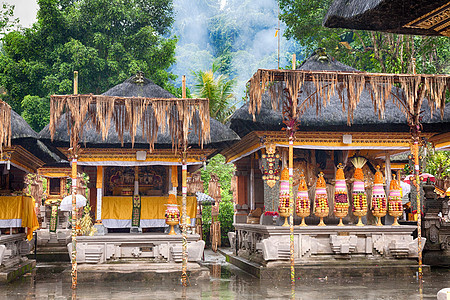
xmin=230 ymin=51 xmax=450 ymax=137
xmin=40 ymin=73 xmax=239 ymax=150
xmin=323 ymin=0 xmax=450 ymax=36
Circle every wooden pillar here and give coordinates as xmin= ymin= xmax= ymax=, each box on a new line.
xmin=71 ymin=71 xmax=78 ymax=290
xmin=134 ymin=166 xmax=139 ymax=196
xmin=96 ymin=166 xmax=103 ymax=223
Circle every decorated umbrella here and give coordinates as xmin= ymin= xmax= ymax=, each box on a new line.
xmin=334 ymin=163 xmax=349 ymax=226
xmin=371 ymin=166 xmax=387 ymax=226
xmin=314 ymin=172 xmax=329 ymax=226
xmin=404 ymin=173 xmax=436 ymax=184
xmin=195 ymin=192 xmax=215 ymax=205
xmin=351 ymin=157 xmax=367 ymax=226
xmin=295 ymin=172 xmax=310 ymax=226
xmin=60 ymin=194 xmax=87 ymax=211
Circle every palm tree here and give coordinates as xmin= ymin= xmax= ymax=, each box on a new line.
xmin=192 ymin=64 xmax=236 ymax=123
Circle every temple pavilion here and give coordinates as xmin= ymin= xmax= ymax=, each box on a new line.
xmin=221 ymin=51 xmax=450 ymax=268
xmin=38 ymin=73 xmax=239 ymax=264
xmin=0 ymin=107 xmax=59 ymax=282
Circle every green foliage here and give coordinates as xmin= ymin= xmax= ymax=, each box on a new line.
xmin=0 ymin=0 xmax=177 ymax=114
xmin=21 ymin=95 xmax=50 ymax=132
xmin=425 ymin=150 xmax=450 ymax=181
xmin=0 ymin=2 xmax=18 ymax=37
xmin=200 ymin=154 xmax=235 ymax=246
xmin=192 ymin=64 xmax=236 ymax=123
xmin=279 ymin=0 xmax=450 ymax=75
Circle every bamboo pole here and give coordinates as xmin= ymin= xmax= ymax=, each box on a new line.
xmin=182 ymin=75 xmax=186 ymax=99
xmin=413 ymin=139 xmax=423 ymax=280
xmin=181 ymin=74 xmax=188 ymax=286
xmin=71 ymin=71 xmax=78 ymax=290
xmin=181 ymin=152 xmax=188 ymax=286
xmin=289 ymin=55 xmax=295 ymax=286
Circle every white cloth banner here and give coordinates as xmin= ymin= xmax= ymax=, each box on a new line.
xmin=0 ymin=219 xmax=22 ymax=227
xmin=102 ymin=218 xmax=196 ymax=228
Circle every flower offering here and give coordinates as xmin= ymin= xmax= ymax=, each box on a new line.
xmin=314 ymin=172 xmax=329 ymax=226
xmin=351 ymin=157 xmax=368 ymax=226
xmin=371 ymin=166 xmax=387 ymax=225
xmin=334 ymin=163 xmax=348 ymax=226
xmin=296 ymin=172 xmax=310 ymax=226
xmin=388 ymin=174 xmax=403 ymax=226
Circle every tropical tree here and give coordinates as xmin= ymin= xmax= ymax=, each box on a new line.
xmin=192 ymin=63 xmax=236 ymax=123
xmin=278 ymin=0 xmax=450 ymax=75
xmin=0 ymin=0 xmax=177 ymax=131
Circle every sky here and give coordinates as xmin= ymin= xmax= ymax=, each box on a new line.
xmin=4 ymin=0 xmax=38 ymax=28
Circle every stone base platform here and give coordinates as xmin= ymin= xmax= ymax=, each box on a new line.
xmin=233 ymin=224 xmax=424 ymax=265
xmin=62 ymin=262 xmax=210 ymax=283
xmin=0 ymin=259 xmax=36 ymax=284
xmin=69 ymin=233 xmax=205 ymax=264
xmin=220 ymin=248 xmax=429 ymax=280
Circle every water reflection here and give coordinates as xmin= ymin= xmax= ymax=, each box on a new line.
xmin=1 ymin=262 xmax=449 ymax=299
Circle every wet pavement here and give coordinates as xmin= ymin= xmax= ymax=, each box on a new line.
xmin=1 ymin=250 xmax=449 ymax=299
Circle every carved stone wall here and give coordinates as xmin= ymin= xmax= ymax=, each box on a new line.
xmin=234 ymin=224 xmax=423 ymax=264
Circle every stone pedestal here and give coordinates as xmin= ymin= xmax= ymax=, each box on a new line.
xmin=94 ymin=224 xmax=107 ymax=236
xmin=234 ymin=224 xmax=423 ymax=265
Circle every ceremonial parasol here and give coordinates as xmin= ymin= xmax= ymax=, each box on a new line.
xmin=60 ymin=194 xmax=87 ymax=211
xmin=403 ymin=173 xmax=436 ymax=184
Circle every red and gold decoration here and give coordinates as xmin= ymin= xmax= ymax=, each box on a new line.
xmin=165 ymin=191 xmax=180 ymax=235
xmin=388 ymin=174 xmax=403 ymax=226
xmin=278 ymin=167 xmax=290 ymax=227
xmin=314 ymin=172 xmax=329 ymax=226
xmin=334 ymin=164 xmax=348 ymax=226
xmin=371 ymin=166 xmax=387 ymax=226
xmin=351 ymin=157 xmax=367 ymax=226
xmin=261 ymin=142 xmax=280 ymax=188
xmin=295 ymin=172 xmax=309 ymax=226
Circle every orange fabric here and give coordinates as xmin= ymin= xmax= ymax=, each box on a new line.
xmin=22 ymin=196 xmax=39 ymax=241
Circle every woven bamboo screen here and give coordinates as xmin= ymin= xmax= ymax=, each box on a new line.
xmin=248 ymin=69 xmax=450 ymax=125
xmin=50 ymin=95 xmax=211 ymax=151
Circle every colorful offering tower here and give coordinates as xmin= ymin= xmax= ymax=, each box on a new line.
xmin=371 ymin=166 xmax=387 ymax=226
xmin=351 ymin=157 xmax=367 ymax=226
xmin=278 ymin=168 xmax=290 ymax=226
xmin=388 ymin=174 xmax=403 ymax=226
xmin=165 ymin=190 xmax=180 ymax=235
xmin=314 ymin=172 xmax=329 ymax=226
xmin=296 ymin=172 xmax=310 ymax=226
xmin=334 ymin=164 xmax=348 ymax=226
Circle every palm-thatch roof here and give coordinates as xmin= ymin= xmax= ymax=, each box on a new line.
xmin=230 ymin=51 xmax=450 ymax=137
xmin=323 ymin=0 xmax=450 ymax=37
xmin=39 ymin=73 xmax=239 ymax=149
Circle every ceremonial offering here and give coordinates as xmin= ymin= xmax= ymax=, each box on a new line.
xmin=165 ymin=190 xmax=180 ymax=235
xmin=314 ymin=172 xmax=329 ymax=226
xmin=278 ymin=168 xmax=290 ymax=227
xmin=351 ymin=157 xmax=367 ymax=226
xmin=388 ymin=174 xmax=403 ymax=226
xmin=296 ymin=172 xmax=310 ymax=226
xmin=334 ymin=164 xmax=348 ymax=226
xmin=371 ymin=166 xmax=387 ymax=226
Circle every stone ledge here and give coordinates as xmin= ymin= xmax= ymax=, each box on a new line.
xmin=62 ymin=262 xmax=210 ymax=282
xmin=0 ymin=259 xmax=36 ymax=284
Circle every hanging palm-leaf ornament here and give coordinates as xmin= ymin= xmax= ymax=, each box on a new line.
xmin=371 ymin=166 xmax=387 ymax=226
xmin=314 ymin=172 xmax=329 ymax=226
xmin=296 ymin=172 xmax=310 ymax=226
xmin=334 ymin=164 xmax=348 ymax=226
xmin=388 ymin=174 xmax=403 ymax=226
xmin=278 ymin=167 xmax=290 ymax=226
xmin=351 ymin=157 xmax=367 ymax=226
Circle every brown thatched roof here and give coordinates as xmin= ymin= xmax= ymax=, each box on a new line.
xmin=230 ymin=52 xmax=450 ymax=137
xmin=40 ymin=74 xmax=239 ymax=149
xmin=323 ymin=0 xmax=450 ymax=36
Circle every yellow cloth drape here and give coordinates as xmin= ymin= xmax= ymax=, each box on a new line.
xmin=0 ymin=195 xmax=39 ymax=241
xmin=22 ymin=196 xmax=39 ymax=240
xmin=102 ymin=196 xmax=197 ymax=220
